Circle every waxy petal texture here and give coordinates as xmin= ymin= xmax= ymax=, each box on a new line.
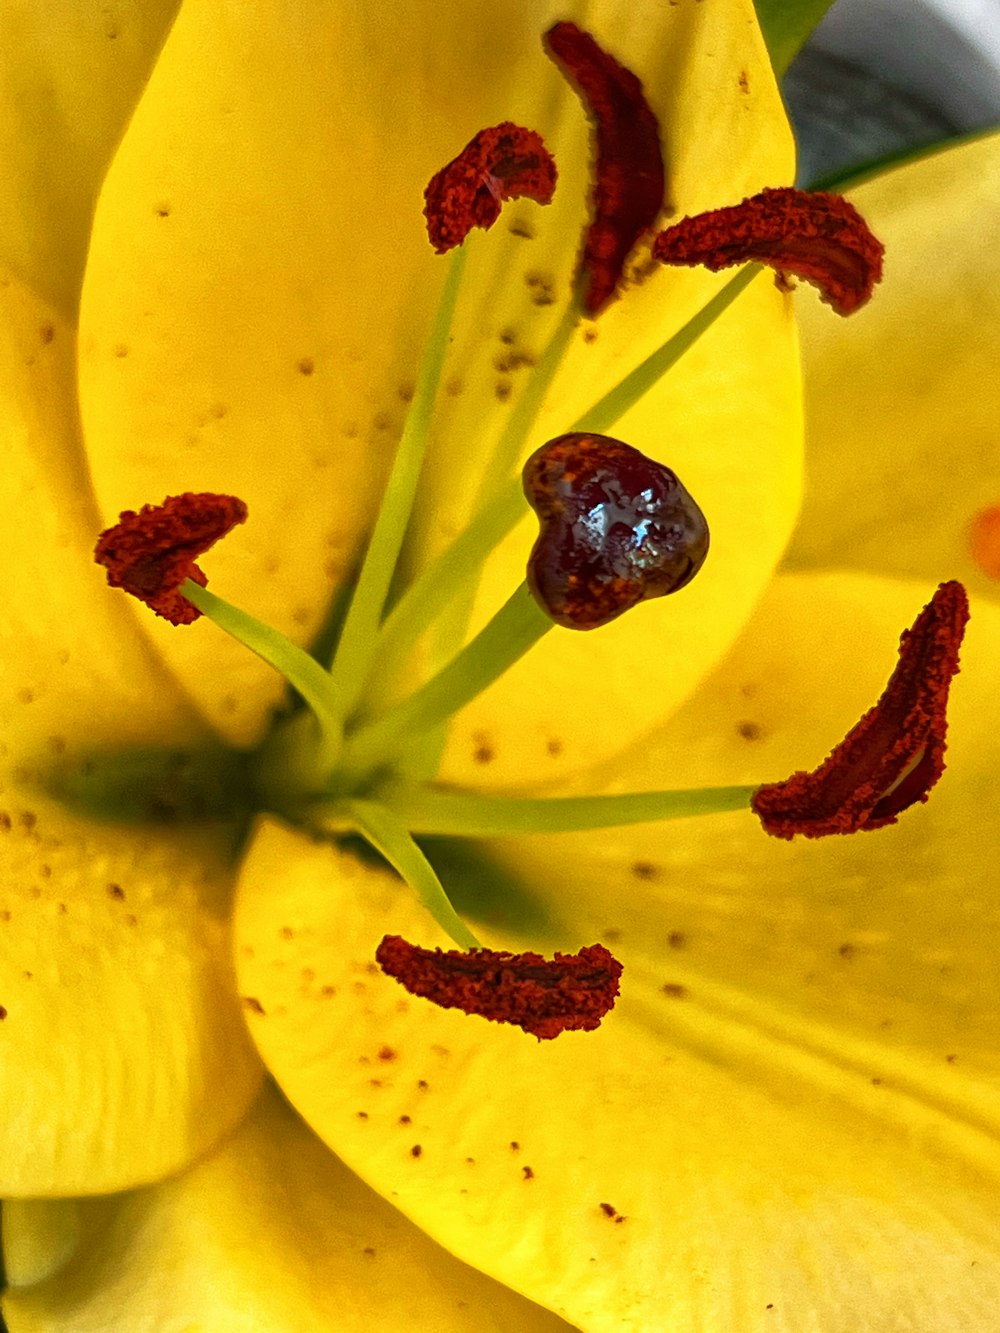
xmin=787 ymin=131 xmax=1000 ymax=602
xmin=3 ymin=1090 xmax=572 ymax=1333
xmin=0 ymin=798 xmax=262 ymax=1196
xmin=0 ymin=0 xmax=181 ymax=314
xmin=235 ymin=574 xmax=1000 ymax=1332
xmin=0 ymin=250 xmax=261 ymax=1194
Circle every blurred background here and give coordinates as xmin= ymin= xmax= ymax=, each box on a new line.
xmin=784 ymin=0 xmax=1000 ymax=183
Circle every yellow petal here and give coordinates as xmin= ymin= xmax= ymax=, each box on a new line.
xmin=0 ymin=793 xmax=262 ymax=1196
xmin=0 ymin=0 xmax=181 ymax=314
xmin=233 ymin=573 xmax=1000 ymax=1331
xmin=0 ymin=194 xmax=259 ymax=1196
xmin=787 ymin=131 xmax=1000 ymax=601
xmin=78 ymin=0 xmax=799 ymax=754
xmin=3 ymin=1086 xmax=575 ymax=1333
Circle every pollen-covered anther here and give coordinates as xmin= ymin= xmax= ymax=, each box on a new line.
xmin=752 ymin=581 xmax=969 ymax=838
xmin=94 ymin=492 xmax=248 ymax=625
xmin=544 ymin=21 xmax=665 ymax=314
xmin=376 ymin=935 xmax=623 ymax=1040
xmin=523 ymin=433 xmax=709 ymax=630
xmin=653 ymin=187 xmax=884 ymax=315
xmin=423 ymin=122 xmax=557 ymax=253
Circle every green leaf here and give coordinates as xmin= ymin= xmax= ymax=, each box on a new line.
xmin=806 ymin=125 xmax=1000 ymax=192
xmin=753 ymin=0 xmax=837 ymax=74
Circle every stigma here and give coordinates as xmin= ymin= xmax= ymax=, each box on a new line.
xmin=522 ymin=433 xmax=709 ymax=630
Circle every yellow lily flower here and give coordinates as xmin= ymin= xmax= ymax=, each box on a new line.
xmin=2 ymin=1 xmax=997 ymax=1330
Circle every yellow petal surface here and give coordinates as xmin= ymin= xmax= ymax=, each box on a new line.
xmin=79 ymin=0 xmax=800 ymax=755
xmin=0 ymin=792 xmax=262 ymax=1197
xmin=0 ymin=210 xmax=262 ymax=1191
xmin=3 ymin=1086 xmax=575 ymax=1333
xmin=0 ymin=0 xmax=181 ymax=314
xmin=786 ymin=132 xmax=1000 ymax=600
xmin=234 ymin=572 xmax=1000 ymax=1332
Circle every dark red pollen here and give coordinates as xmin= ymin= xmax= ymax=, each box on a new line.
xmin=375 ymin=936 xmax=623 ymax=1040
xmin=424 ymin=122 xmax=557 ymax=253
xmin=653 ymin=187 xmax=884 ymax=315
xmin=752 ymin=581 xmax=969 ymax=838
xmin=94 ymin=492 xmax=248 ymax=625
xmin=544 ymin=21 xmax=665 ymax=314
xmin=522 ymin=433 xmax=709 ymax=630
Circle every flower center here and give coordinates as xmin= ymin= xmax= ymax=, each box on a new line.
xmin=81 ymin=22 xmax=958 ymax=1039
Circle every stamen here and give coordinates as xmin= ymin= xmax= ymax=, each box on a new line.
xmin=544 ymin=21 xmax=665 ymax=314
xmin=752 ymin=581 xmax=969 ymax=838
xmin=523 ymin=433 xmax=709 ymax=629
xmin=94 ymin=493 xmax=247 ymax=625
xmin=424 ymin=122 xmax=557 ymax=253
xmin=653 ymin=188 xmax=884 ymax=315
xmin=376 ymin=935 xmax=622 ymax=1039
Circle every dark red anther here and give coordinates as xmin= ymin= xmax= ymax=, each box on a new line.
xmin=94 ymin=492 xmax=248 ymax=625
xmin=424 ymin=122 xmax=557 ymax=253
xmin=522 ymin=433 xmax=709 ymax=631
xmin=544 ymin=22 xmax=665 ymax=314
xmin=653 ymin=187 xmax=884 ymax=315
xmin=376 ymin=936 xmax=622 ymax=1040
xmin=752 ymin=581 xmax=969 ymax=838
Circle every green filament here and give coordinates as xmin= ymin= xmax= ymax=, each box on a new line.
xmin=375 ymin=782 xmax=759 ymax=836
xmin=374 ymin=480 xmax=525 ymax=667
xmin=328 ymin=244 xmax=468 ymax=717
xmin=337 ymin=800 xmax=480 ymax=948
xmin=181 ymin=580 xmax=342 ymax=774
xmin=575 ymin=265 xmax=761 ymax=433
xmin=338 ymin=582 xmax=551 ymax=782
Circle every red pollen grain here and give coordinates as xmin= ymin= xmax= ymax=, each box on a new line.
xmin=376 ymin=935 xmax=622 ymax=1040
xmin=544 ymin=21 xmax=665 ymax=314
xmin=94 ymin=492 xmax=248 ymax=625
xmin=653 ymin=187 xmax=884 ymax=315
xmin=424 ymin=122 xmax=556 ymax=253
xmin=752 ymin=581 xmax=969 ymax=838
